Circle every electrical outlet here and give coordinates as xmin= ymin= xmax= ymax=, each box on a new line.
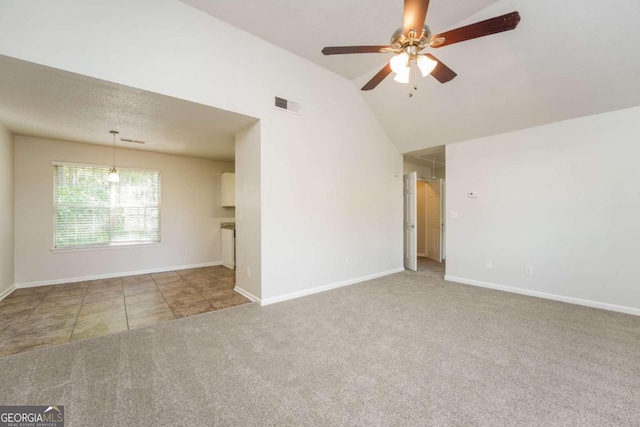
xmin=468 ymin=191 xmax=479 ymax=198
xmin=246 ymin=267 xmax=251 ymax=277
xmin=525 ymin=265 xmax=533 ymax=275
xmin=344 ymin=259 xmax=350 ymax=268
xmin=486 ymin=260 xmax=493 ymax=269
xmin=449 ymin=211 xmax=458 ymax=219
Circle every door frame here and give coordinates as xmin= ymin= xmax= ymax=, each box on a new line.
xmin=403 ymin=176 xmax=446 ymax=268
xmin=403 ymin=172 xmax=418 ymax=271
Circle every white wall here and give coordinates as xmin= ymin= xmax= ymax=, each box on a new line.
xmin=14 ymin=136 xmax=234 ymax=285
xmin=234 ymin=122 xmax=261 ymax=299
xmin=0 ymin=0 xmax=403 ymax=300
xmin=446 ymin=106 xmax=640 ymax=314
xmin=0 ymin=123 xmax=14 ymax=297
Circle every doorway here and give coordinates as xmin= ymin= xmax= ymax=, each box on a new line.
xmin=403 ymin=147 xmax=446 ymax=275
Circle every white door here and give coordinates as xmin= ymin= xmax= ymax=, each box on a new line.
xmin=404 ymin=172 xmax=417 ymax=271
xmin=427 ymin=179 xmax=443 ymax=262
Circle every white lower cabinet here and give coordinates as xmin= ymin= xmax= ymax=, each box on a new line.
xmin=221 ymin=228 xmax=235 ymax=269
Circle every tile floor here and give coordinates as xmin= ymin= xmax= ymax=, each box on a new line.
xmin=0 ymin=266 xmax=250 ymax=357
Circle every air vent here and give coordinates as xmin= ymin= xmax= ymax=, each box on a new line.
xmin=121 ymin=138 xmax=146 ymax=144
xmin=274 ymin=96 xmax=300 ymax=114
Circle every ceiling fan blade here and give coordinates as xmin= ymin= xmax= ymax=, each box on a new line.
xmin=322 ymin=46 xmax=390 ymax=55
xmin=430 ymin=11 xmax=521 ymax=48
xmin=403 ymin=0 xmax=430 ymax=37
xmin=361 ymin=63 xmax=393 ymax=91
xmin=424 ymin=54 xmax=457 ymax=83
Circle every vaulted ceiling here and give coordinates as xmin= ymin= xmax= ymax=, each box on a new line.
xmin=183 ymin=0 xmax=640 ymax=154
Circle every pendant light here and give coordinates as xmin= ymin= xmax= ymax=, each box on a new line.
xmin=108 ymin=130 xmax=120 ymax=183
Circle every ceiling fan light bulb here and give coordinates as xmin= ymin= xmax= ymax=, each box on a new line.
xmin=417 ymin=55 xmax=437 ymax=77
xmin=393 ymin=68 xmax=410 ymax=84
xmin=390 ymin=52 xmax=410 ymax=74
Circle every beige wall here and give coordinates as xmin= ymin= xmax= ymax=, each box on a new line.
xmin=14 ymin=136 xmax=235 ymax=285
xmin=0 ymin=123 xmax=14 ymax=296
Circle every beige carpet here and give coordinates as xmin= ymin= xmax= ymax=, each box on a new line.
xmin=1 ymin=264 xmax=639 ymax=426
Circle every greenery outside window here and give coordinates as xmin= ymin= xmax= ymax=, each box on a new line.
xmin=54 ymin=162 xmax=161 ymax=248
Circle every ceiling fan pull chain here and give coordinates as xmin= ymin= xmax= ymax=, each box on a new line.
xmin=409 ymin=63 xmax=418 ymax=98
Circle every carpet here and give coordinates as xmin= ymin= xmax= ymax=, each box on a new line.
xmin=1 ymin=266 xmax=639 ymax=426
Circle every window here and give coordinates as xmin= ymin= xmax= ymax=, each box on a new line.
xmin=54 ymin=163 xmax=160 ymax=248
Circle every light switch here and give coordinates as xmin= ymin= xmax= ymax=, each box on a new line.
xmin=450 ymin=211 xmax=458 ymax=219
xmin=468 ymin=191 xmax=479 ymax=198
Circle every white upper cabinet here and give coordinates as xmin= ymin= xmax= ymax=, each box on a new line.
xmin=221 ymin=172 xmax=235 ymax=207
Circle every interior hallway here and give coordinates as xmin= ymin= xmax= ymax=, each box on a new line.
xmin=417 ymin=256 xmax=445 ymax=277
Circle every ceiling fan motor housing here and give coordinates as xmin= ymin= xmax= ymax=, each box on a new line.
xmin=390 ymin=25 xmax=431 ymax=50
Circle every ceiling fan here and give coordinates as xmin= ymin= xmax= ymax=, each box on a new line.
xmin=322 ymin=0 xmax=521 ymax=91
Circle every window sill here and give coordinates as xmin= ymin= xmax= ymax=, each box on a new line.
xmin=50 ymin=242 xmax=162 ymax=253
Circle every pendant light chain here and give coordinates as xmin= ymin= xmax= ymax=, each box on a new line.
xmin=108 ymin=130 xmax=120 ymax=183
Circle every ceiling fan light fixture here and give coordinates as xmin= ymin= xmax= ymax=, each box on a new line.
xmin=417 ymin=54 xmax=437 ymax=77
xmin=393 ymin=68 xmax=410 ymax=84
xmin=389 ymin=52 xmax=410 ymax=74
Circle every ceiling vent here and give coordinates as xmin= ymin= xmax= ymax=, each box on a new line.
xmin=275 ymin=96 xmax=300 ymax=114
xmin=121 ymin=138 xmax=146 ymax=144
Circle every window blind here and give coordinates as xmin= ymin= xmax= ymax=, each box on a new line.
xmin=54 ymin=164 xmax=160 ymax=248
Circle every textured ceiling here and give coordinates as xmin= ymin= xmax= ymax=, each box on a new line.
xmin=181 ymin=0 xmax=500 ymax=80
xmin=0 ymin=55 xmax=257 ymax=160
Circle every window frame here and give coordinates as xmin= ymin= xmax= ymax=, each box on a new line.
xmin=51 ymin=161 xmax=162 ymax=251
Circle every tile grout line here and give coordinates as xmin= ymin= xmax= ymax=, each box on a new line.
xmin=69 ymin=280 xmax=92 ymax=342
xmin=120 ymin=278 xmax=129 ymax=330
xmin=0 ymin=285 xmax=53 ymax=357
xmin=151 ymin=273 xmax=181 ymax=320
xmin=0 ymin=286 xmax=55 ymax=349
xmin=176 ymin=270 xmax=217 ymax=310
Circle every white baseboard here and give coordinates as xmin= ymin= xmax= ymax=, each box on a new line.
xmin=0 ymin=284 xmax=15 ymax=301
xmin=444 ymin=275 xmax=640 ymax=317
xmin=234 ymin=286 xmax=260 ymax=303
xmin=260 ymin=267 xmax=405 ymax=306
xmin=15 ymin=261 xmax=223 ymax=288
